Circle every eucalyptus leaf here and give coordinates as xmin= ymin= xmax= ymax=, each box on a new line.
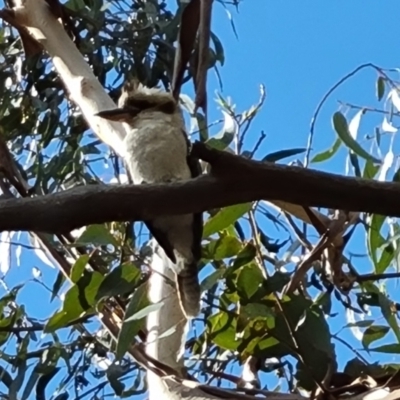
xmin=70 ymin=254 xmax=90 ymax=284
xmin=262 ymin=148 xmax=307 ymax=163
xmin=332 ymin=112 xmax=380 ymax=163
xmin=367 ymin=214 xmax=393 ymax=274
xmin=376 ymin=76 xmax=385 ymax=101
xmin=124 ymin=302 xmax=164 ymax=322
xmin=378 ymin=292 xmax=400 ymax=343
xmin=209 ymin=311 xmax=238 ymax=351
xmin=311 ymin=138 xmax=341 ymax=163
xmin=210 ymin=32 xmax=225 ymax=66
xmin=203 ymin=236 xmax=243 ymax=260
xmin=203 ymin=203 xmax=252 ymax=238
xmin=206 ymin=110 xmax=238 ymax=150
xmin=45 ymin=271 xmax=103 ymax=332
xmin=95 ymin=263 xmax=141 ymax=301
xmin=201 ymin=268 xmax=226 ymax=291
xmin=116 ymin=283 xmax=150 ymax=360
xmin=76 ymin=224 xmax=119 ymax=247
xmin=370 ymin=343 xmax=400 ymax=353
xmin=362 ymin=325 xmax=390 ymax=349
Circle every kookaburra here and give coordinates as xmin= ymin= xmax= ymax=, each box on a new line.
xmin=96 ymin=81 xmax=202 ymax=319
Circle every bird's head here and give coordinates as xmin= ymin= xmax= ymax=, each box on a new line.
xmin=96 ymin=80 xmax=178 ymax=123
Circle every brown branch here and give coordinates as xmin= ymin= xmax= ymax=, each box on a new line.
xmin=194 ymin=0 xmax=212 ymax=113
xmin=0 ymin=143 xmax=400 ymax=234
xmin=171 ymin=0 xmax=200 ymax=99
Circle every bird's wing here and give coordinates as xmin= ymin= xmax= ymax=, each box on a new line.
xmin=124 ymin=176 xmax=177 ymax=264
xmin=144 ymin=220 xmax=177 ymax=264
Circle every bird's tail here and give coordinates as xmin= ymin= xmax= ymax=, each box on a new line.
xmin=176 ymin=263 xmax=201 ymax=319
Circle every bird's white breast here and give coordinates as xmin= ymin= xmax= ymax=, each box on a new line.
xmin=123 ymin=111 xmax=191 ymax=184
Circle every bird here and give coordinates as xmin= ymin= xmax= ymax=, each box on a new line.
xmin=96 ymin=80 xmax=203 ymax=319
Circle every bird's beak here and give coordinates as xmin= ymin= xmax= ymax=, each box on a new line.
xmin=95 ymin=108 xmax=133 ymax=122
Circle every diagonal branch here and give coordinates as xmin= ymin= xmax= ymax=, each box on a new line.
xmin=0 ymin=143 xmax=399 ymax=234
xmin=2 ymin=0 xmax=127 ymax=156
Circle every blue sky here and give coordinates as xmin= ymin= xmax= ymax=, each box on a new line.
xmin=204 ymin=1 xmax=400 ymax=157
xmin=3 ymin=0 xmax=400 ymax=397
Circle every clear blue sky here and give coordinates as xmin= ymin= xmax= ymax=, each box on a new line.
xmin=3 ymin=0 xmax=400 ymax=396
xmin=207 ymin=1 xmax=400 ymax=159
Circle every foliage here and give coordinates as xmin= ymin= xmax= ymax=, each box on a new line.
xmin=0 ymin=0 xmax=400 ymax=399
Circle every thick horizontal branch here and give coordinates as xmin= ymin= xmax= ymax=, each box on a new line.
xmin=0 ymin=143 xmax=400 ymax=233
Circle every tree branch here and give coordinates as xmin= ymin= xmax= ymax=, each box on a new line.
xmin=0 ymin=143 xmax=399 ymax=234
xmin=4 ymin=0 xmax=127 ymax=156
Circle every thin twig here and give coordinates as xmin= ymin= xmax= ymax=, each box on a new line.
xmin=248 ymin=131 xmax=266 ymax=158
xmin=338 ymin=101 xmax=400 ymax=117
xmin=332 ymin=334 xmax=369 ymax=365
xmin=238 ymin=84 xmax=267 ymax=153
xmin=283 ymin=213 xmax=312 ymax=251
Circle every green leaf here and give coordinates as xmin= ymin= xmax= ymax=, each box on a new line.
xmin=116 ymin=283 xmax=150 ymax=360
xmin=241 ymin=303 xmax=272 ymax=319
xmin=206 ymin=119 xmax=236 ymax=150
xmin=76 ymin=224 xmax=119 ymax=247
xmin=376 ymin=76 xmax=385 ymax=101
xmin=232 ymin=242 xmax=257 ymax=269
xmin=70 ymin=255 xmax=90 ymax=283
xmin=262 ymin=148 xmax=306 ymax=163
xmin=96 ymin=263 xmax=141 ymax=301
xmin=349 ymin=152 xmax=361 ymax=177
xmin=37 ymin=348 xmax=61 ymax=373
xmin=257 ymin=336 xmax=280 ymax=351
xmin=203 ymin=236 xmax=243 ymax=260
xmin=203 ymin=203 xmax=252 ymax=238
xmin=236 ymin=263 xmax=264 ymax=300
xmin=201 ymin=268 xmax=226 ymax=291
xmin=209 ymin=311 xmax=238 ymax=351
xmin=125 ymin=302 xmax=164 ymax=322
xmin=370 ymin=343 xmax=400 ymax=353
xmin=332 ymin=112 xmax=380 ymax=164
xmin=80 ymin=271 xmax=105 ymax=306
xmin=362 ymin=325 xmax=390 ymax=349
xmin=68 ymin=0 xmax=86 ymax=11
xmin=378 ymin=293 xmax=400 ymax=344
xmin=45 ymin=271 xmax=103 ymax=332
xmin=367 ymin=214 xmax=393 ymax=273
xmin=393 ymin=167 xmax=400 ymax=182
xmin=367 ymin=214 xmax=385 ymax=268
xmin=345 ymin=320 xmax=374 ymax=329
xmin=363 ymin=159 xmax=380 ymax=179
xmin=315 ymin=291 xmax=332 ymax=315
xmin=263 ymin=272 xmax=290 ymax=294
xmin=50 ymin=271 xmax=65 ymax=302
xmin=311 ymin=138 xmax=341 ymax=163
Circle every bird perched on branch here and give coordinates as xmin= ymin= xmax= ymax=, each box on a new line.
xmin=96 ymin=80 xmax=202 ymax=319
